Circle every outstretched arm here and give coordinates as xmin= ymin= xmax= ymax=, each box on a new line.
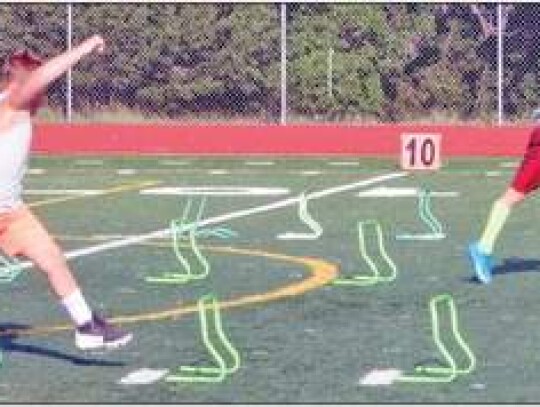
xmin=8 ymin=35 xmax=105 ymax=111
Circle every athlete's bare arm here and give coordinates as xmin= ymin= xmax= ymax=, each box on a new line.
xmin=7 ymin=35 xmax=105 ymax=112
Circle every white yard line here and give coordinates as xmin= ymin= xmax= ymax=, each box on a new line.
xmin=75 ymin=159 xmax=104 ymax=166
xmin=328 ymin=161 xmax=360 ymax=167
xmin=117 ymin=169 xmax=138 ymax=175
xmin=299 ymin=170 xmax=323 ymax=176
xmin=24 ymin=189 xmax=104 ymax=196
xmin=140 ymin=186 xmax=290 ymax=197
xmin=357 ymin=187 xmax=459 ymax=198
xmin=17 ymin=171 xmax=408 ymax=270
xmin=159 ymin=160 xmax=191 ymax=166
xmin=499 ymin=161 xmax=519 ymax=168
xmin=244 ymin=161 xmax=275 ymax=166
xmin=27 ymin=169 xmax=46 ymax=175
xmin=208 ymin=169 xmax=229 ymax=175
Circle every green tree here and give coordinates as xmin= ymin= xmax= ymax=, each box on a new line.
xmin=72 ymin=3 xmax=280 ymax=120
xmin=289 ymin=4 xmax=438 ymax=121
xmin=0 ymin=4 xmax=67 ymax=110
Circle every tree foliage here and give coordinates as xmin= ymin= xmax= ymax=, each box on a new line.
xmin=0 ymin=3 xmax=538 ymax=123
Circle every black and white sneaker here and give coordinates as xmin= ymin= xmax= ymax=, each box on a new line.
xmin=75 ymin=314 xmax=133 ymax=351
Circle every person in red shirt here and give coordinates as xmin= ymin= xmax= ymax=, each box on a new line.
xmin=469 ymin=119 xmax=540 ymax=284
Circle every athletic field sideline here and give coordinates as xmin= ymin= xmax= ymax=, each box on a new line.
xmin=0 ymin=155 xmax=537 ymax=403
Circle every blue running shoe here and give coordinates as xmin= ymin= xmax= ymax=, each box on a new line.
xmin=468 ymin=242 xmax=493 ymax=284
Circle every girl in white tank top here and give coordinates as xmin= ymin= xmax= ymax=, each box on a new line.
xmin=0 ymin=90 xmax=32 ymax=212
xmin=0 ymin=37 xmax=133 ymax=350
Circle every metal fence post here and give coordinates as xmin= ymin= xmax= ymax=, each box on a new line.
xmin=280 ymin=2 xmax=287 ymax=125
xmin=66 ymin=2 xmax=72 ymax=123
xmin=497 ymin=2 xmax=503 ymax=126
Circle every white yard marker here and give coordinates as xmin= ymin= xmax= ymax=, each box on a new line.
xmin=499 ymin=161 xmax=519 ymax=168
xmin=16 ymin=172 xmax=408 ymax=270
xmin=140 ymin=186 xmax=290 ymax=197
xmin=359 ymin=369 xmax=403 ymax=386
xmin=118 ymin=369 xmax=169 ymax=385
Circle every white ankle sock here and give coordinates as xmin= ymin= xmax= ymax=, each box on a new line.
xmin=61 ymin=289 xmax=93 ymax=327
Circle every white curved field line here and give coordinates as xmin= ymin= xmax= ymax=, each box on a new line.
xmin=17 ymin=171 xmax=408 ymax=271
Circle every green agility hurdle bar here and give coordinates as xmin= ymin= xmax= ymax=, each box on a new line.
xmin=166 ymin=294 xmax=240 ymax=384
xmin=146 ymin=198 xmax=211 ymax=284
xmin=398 ymin=294 xmax=476 ymax=383
xmin=277 ymin=192 xmax=323 ymax=240
xmin=333 ymin=220 xmax=397 ymax=286
xmin=396 ymin=189 xmax=446 ymax=241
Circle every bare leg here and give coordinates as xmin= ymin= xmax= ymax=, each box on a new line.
xmin=477 ymin=187 xmax=524 ymax=254
xmin=3 ymin=207 xmax=132 ymax=349
xmin=22 ymin=237 xmax=79 ymax=299
xmin=499 ymin=187 xmax=525 ymax=207
xmin=8 ymin=209 xmax=94 ymax=326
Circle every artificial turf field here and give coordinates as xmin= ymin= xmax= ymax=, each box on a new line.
xmin=1 ymin=155 xmax=540 ymax=403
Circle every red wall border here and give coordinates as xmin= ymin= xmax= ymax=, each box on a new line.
xmin=32 ymin=123 xmax=533 ymax=157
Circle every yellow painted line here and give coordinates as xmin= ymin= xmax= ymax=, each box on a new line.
xmin=27 ymin=180 xmax=161 ymax=208
xmin=3 ymin=239 xmax=338 ymax=338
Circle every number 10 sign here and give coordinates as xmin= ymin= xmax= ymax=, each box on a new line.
xmin=400 ymin=133 xmax=442 ymax=171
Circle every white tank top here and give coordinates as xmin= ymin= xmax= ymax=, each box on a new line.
xmin=0 ymin=91 xmax=32 ymax=212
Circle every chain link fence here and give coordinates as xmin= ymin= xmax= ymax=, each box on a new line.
xmin=0 ymin=3 xmax=538 ymax=125
xmin=288 ymin=3 xmax=499 ymax=124
xmin=0 ymin=3 xmax=67 ymax=121
xmin=502 ymin=3 xmax=540 ymax=123
xmin=1 ymin=3 xmax=281 ymax=123
xmin=70 ymin=3 xmax=281 ymax=123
